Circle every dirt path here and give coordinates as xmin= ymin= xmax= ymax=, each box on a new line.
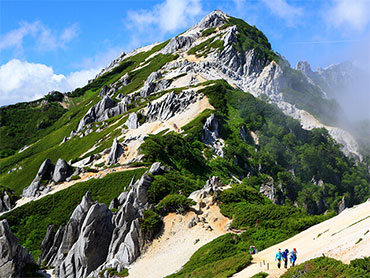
xmin=128 ymin=205 xmax=230 ymax=278
xmin=232 ymin=200 xmax=370 ymax=278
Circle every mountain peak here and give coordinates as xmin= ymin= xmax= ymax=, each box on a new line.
xmin=195 ymin=9 xmax=228 ymax=29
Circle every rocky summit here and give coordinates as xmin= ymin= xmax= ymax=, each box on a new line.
xmin=0 ymin=9 xmax=369 ymax=278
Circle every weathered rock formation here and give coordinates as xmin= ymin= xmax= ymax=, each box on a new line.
xmin=145 ymin=90 xmax=198 ymax=122
xmin=77 ymin=96 xmax=127 ymax=132
xmin=201 ymin=114 xmax=224 ymax=157
xmin=53 ymin=158 xmax=72 ymax=183
xmin=22 ymin=159 xmax=54 ymax=198
xmin=125 ymin=113 xmax=140 ymax=129
xmin=0 ymin=220 xmax=34 ymax=278
xmin=39 ymin=163 xmax=165 ymax=277
xmin=106 ymin=138 xmax=124 ymax=165
xmin=0 ymin=190 xmax=13 ymax=213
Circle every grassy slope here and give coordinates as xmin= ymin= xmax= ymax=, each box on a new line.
xmin=0 ymin=40 xmax=174 ymax=195
xmin=0 ymin=168 xmax=146 ymax=260
xmin=0 ymin=101 xmax=67 ymax=158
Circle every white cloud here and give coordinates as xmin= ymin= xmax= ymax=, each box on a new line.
xmin=0 ymin=21 xmax=79 ymax=52
xmin=0 ymin=59 xmax=99 ymax=106
xmin=260 ymin=0 xmax=302 ymax=25
xmin=326 ymin=0 xmax=370 ymax=30
xmin=126 ymin=0 xmax=203 ymax=45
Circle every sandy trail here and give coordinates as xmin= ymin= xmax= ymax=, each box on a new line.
xmin=128 ymin=205 xmax=230 ymax=278
xmin=233 ymin=200 xmax=370 ymax=278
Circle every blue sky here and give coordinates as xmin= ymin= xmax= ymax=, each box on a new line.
xmin=1 ymin=0 xmax=369 ymax=105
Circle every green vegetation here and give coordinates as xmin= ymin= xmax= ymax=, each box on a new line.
xmin=350 ymin=256 xmax=370 ymax=272
xmin=0 ymin=168 xmax=146 ymax=260
xmin=0 ymin=101 xmax=67 ymax=157
xmin=251 ymin=273 xmax=268 ymax=278
xmin=99 ymin=267 xmax=129 ymax=278
xmin=23 ymin=263 xmax=43 ymax=278
xmin=155 ymin=194 xmax=195 ymax=215
xmin=166 ymin=234 xmax=252 ymax=278
xmin=197 ymin=80 xmax=370 ymax=213
xmin=201 ymin=27 xmax=216 ymax=37
xmin=139 ymin=209 xmax=162 ymax=236
xmin=69 ymin=175 xmax=81 ymax=181
xmin=223 ymin=17 xmax=277 ymax=62
xmin=281 ymin=256 xmax=370 ymax=278
xmin=281 ymin=67 xmax=341 ymax=125
xmin=219 ymin=182 xmax=333 ymax=250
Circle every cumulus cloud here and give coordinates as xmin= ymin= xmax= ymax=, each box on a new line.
xmin=0 ymin=59 xmax=99 ymax=106
xmin=260 ymin=0 xmax=302 ymax=25
xmin=0 ymin=21 xmax=79 ymax=52
xmin=326 ymin=0 xmax=370 ymax=31
xmin=126 ymin=0 xmax=203 ymax=46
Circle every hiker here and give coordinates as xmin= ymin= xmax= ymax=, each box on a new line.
xmin=289 ymin=248 xmax=297 ymax=266
xmin=275 ymin=248 xmax=282 ymax=268
xmin=282 ymin=249 xmax=289 ymax=268
xmin=249 ymin=246 xmax=254 ymax=254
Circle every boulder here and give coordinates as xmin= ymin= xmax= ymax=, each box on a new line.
xmin=338 ymin=196 xmax=348 ymax=214
xmin=22 ymin=159 xmax=54 ymax=198
xmin=149 ymin=162 xmax=165 ymax=175
xmin=52 ymin=158 xmax=72 ymax=183
xmin=0 ymin=191 xmax=13 ymax=213
xmin=0 ymin=220 xmax=34 ymax=278
xmin=125 ymin=113 xmax=140 ymax=129
xmin=107 ymin=138 xmax=124 ymax=165
xmin=201 ymin=114 xmax=225 ymax=157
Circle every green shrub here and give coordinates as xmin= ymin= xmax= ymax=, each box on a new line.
xmin=140 ymin=209 xmax=163 ymax=236
xmin=350 ymin=256 xmax=370 ymax=272
xmin=281 ymin=256 xmax=370 ymax=278
xmin=155 ymin=194 xmax=195 ymax=215
xmin=69 ymin=175 xmax=81 ymax=181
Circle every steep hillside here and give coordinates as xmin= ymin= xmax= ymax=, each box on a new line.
xmin=0 ymin=10 xmax=369 ymax=278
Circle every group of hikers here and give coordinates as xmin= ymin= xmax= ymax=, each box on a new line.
xmin=275 ymin=248 xmax=298 ymax=269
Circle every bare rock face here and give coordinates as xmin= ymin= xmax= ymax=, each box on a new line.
xmin=107 ymin=138 xmax=124 ymax=165
xmin=160 ymin=36 xmax=196 ymax=55
xmin=57 ymin=203 xmax=114 ymax=278
xmin=0 ymin=190 xmax=13 ymax=213
xmin=38 ymin=192 xmax=94 ymax=267
xmin=77 ymin=96 xmax=127 ymax=132
xmin=145 ymin=91 xmax=198 ymax=122
xmin=202 ymin=114 xmax=225 ymax=157
xmin=125 ymin=113 xmax=140 ymax=129
xmin=39 ymin=164 xmax=164 ymax=277
xmin=22 ymin=158 xmax=54 ymax=198
xmin=189 ymin=176 xmax=222 ymax=204
xmin=0 ymin=220 xmax=34 ymax=278
xmin=53 ymin=158 xmax=72 ymax=183
xmin=338 ymin=196 xmax=348 ymax=214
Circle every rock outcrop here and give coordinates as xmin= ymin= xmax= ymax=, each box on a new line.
xmin=39 ymin=164 xmax=165 ymax=277
xmin=53 ymin=158 xmax=72 ymax=183
xmin=77 ymin=96 xmax=127 ymax=132
xmin=57 ymin=203 xmax=114 ymax=278
xmin=125 ymin=113 xmax=140 ymax=129
xmin=22 ymin=158 xmax=54 ymax=198
xmin=145 ymin=90 xmax=198 ymax=122
xmin=201 ymin=114 xmax=224 ymax=157
xmin=189 ymin=176 xmax=222 ymax=205
xmin=38 ymin=192 xmax=94 ymax=267
xmin=0 ymin=190 xmax=13 ymax=213
xmin=0 ymin=220 xmax=34 ymax=278
xmin=106 ymin=138 xmax=124 ymax=165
